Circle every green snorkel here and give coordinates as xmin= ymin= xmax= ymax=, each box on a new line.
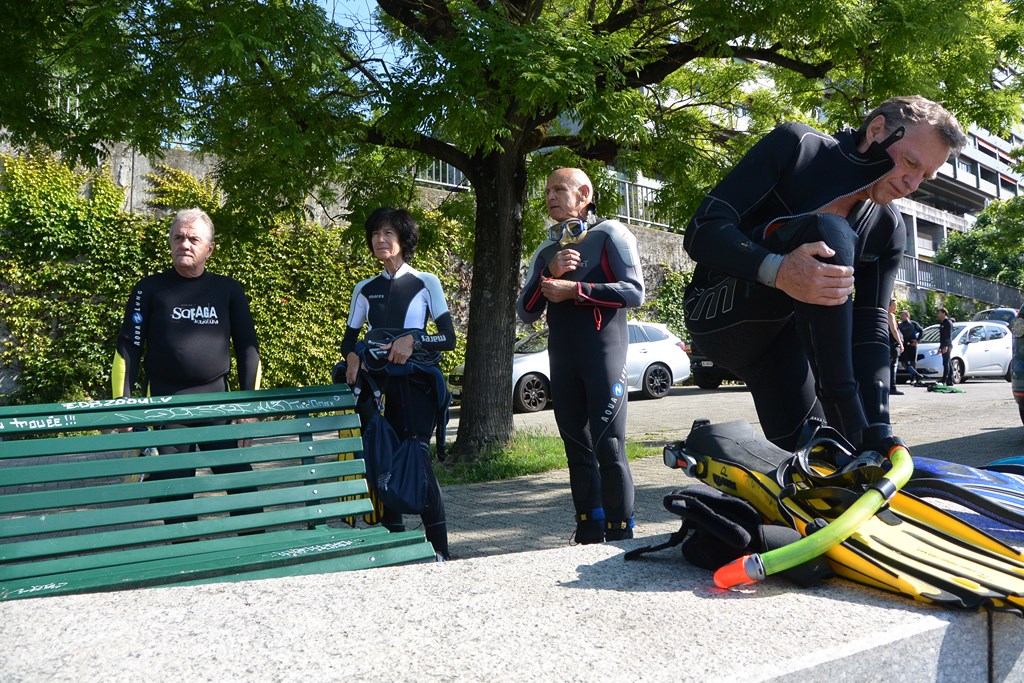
xmin=710 ymin=442 xmax=913 ymax=589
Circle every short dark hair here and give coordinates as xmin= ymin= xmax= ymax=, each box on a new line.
xmin=858 ymin=96 xmax=967 ymax=155
xmin=364 ymin=207 xmax=418 ymax=261
xmin=938 ymin=307 xmax=948 ymax=315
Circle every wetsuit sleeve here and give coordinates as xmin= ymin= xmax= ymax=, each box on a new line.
xmin=517 ymin=242 xmax=551 ymax=323
xmin=577 ymin=225 xmax=644 ymax=308
xmin=684 ymin=123 xmax=803 ymax=282
xmin=340 ymin=281 xmax=368 ymax=357
xmin=228 ymin=279 xmax=261 ymax=391
xmin=420 ymin=273 xmax=456 ymax=351
xmin=112 ymin=279 xmax=147 ymax=399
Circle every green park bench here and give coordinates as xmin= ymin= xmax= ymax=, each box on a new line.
xmin=0 ymin=384 xmax=436 ymax=601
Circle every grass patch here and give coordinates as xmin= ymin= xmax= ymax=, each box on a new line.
xmin=435 ymin=430 xmax=661 ymax=485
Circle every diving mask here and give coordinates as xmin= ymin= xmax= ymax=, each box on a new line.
xmin=549 ymin=218 xmax=589 ymax=246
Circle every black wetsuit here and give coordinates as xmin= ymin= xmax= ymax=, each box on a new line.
xmin=899 ymin=319 xmax=924 ymax=380
xmin=940 ymin=318 xmax=954 ymax=384
xmin=341 ymin=263 xmax=456 ymax=558
xmin=684 ymin=122 xmax=905 ymax=450
xmin=112 ymin=268 xmax=261 ymax=521
xmin=113 ymin=269 xmax=261 ymax=397
xmin=517 ymin=218 xmax=645 ymax=541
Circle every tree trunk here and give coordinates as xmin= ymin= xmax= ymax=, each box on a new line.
xmin=448 ymin=149 xmax=528 ymax=460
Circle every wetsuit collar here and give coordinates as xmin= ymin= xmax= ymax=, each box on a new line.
xmin=381 ymin=262 xmax=412 ymax=280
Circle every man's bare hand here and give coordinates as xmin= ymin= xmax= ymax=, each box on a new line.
xmin=548 ymin=248 xmax=582 ymax=278
xmin=775 ymin=242 xmax=854 ymax=306
xmin=540 ymin=278 xmax=578 ymax=303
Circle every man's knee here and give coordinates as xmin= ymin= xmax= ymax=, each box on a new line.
xmin=768 ymin=213 xmax=856 ymax=267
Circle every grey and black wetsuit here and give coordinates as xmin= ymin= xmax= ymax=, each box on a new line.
xmin=342 ymin=263 xmax=456 ymax=557
xmin=518 ymin=218 xmax=645 ymax=540
xmin=683 ymin=122 xmax=905 ymax=450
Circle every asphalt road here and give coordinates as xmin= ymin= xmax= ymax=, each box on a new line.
xmin=450 ymin=377 xmax=1024 ymax=467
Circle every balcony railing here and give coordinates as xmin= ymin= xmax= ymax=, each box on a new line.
xmin=414 ymin=160 xmax=470 ymax=191
xmin=613 ymin=179 xmax=670 ymax=230
xmin=897 ymin=255 xmax=1024 ymax=308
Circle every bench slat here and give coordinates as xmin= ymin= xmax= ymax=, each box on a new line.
xmin=0 ymin=457 xmax=367 ymax=514
xmin=0 ymin=478 xmax=366 ymax=539
xmin=0 ymin=414 xmax=360 ymax=459
xmin=179 ymin=537 xmax=438 ymax=585
xmin=0 ymin=500 xmax=373 ymax=563
xmin=0 ymin=384 xmax=352 ymax=420
xmin=0 ymin=529 xmax=434 ymax=600
xmin=0 ymin=393 xmax=356 ymax=436
xmin=0 ymin=526 xmax=383 ymax=582
xmin=1 ymin=437 xmax=362 ymax=487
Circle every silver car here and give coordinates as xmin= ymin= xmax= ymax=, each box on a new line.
xmin=915 ymin=320 xmax=1012 ymax=384
xmin=448 ymin=321 xmax=691 ymax=412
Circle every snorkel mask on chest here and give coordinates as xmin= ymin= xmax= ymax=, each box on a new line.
xmin=549 ymin=209 xmax=596 ymax=247
xmin=549 ymin=218 xmax=588 ymax=246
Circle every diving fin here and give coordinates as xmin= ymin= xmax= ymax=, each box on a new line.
xmin=903 ymin=457 xmax=1024 ymax=539
xmin=676 ymin=419 xmax=1024 ymax=615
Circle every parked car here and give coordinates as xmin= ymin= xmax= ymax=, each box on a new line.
xmin=912 ymin=320 xmax=1012 ymax=384
xmin=447 ymin=321 xmax=691 ymax=412
xmin=1010 ymin=309 xmax=1024 ymax=426
xmin=685 ymin=337 xmax=741 ymax=390
xmin=972 ymin=308 xmax=1019 ymax=326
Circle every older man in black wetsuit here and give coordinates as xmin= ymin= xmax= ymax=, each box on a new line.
xmin=684 ymin=96 xmax=966 ymax=452
xmin=113 ymin=208 xmax=261 ymax=516
xmin=518 ymin=168 xmax=645 ymax=544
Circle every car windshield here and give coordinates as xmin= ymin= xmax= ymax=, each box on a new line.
xmin=920 ymin=323 xmax=967 ymax=343
xmin=514 ymin=331 xmax=549 ymax=354
xmin=985 ymin=310 xmax=1016 ymax=324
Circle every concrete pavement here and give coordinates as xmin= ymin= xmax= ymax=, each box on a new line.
xmin=443 ymin=378 xmax=1024 ymax=560
xmin=4 ymin=378 xmax=1024 ymax=681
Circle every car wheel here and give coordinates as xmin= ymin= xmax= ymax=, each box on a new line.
xmin=513 ymin=373 xmax=549 ymax=413
xmin=694 ymin=371 xmax=722 ymax=390
xmin=641 ymin=363 xmax=672 ymax=399
xmin=951 ymin=358 xmax=965 ymax=384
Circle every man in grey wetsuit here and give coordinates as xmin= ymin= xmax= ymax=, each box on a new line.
xmin=518 ymin=168 xmax=645 ymax=543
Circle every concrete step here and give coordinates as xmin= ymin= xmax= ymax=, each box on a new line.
xmin=2 ymin=539 xmax=1021 ymax=681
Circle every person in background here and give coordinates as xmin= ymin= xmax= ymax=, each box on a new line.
xmin=888 ymin=298 xmax=904 ymax=396
xmin=340 ymin=207 xmax=456 ymax=560
xmin=518 ymin=167 xmax=645 ymax=544
xmin=898 ymin=309 xmax=926 ymax=386
xmin=938 ymin=307 xmax=954 ymax=385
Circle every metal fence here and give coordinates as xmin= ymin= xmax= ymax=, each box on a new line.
xmin=414 ymin=159 xmax=469 ymax=190
xmin=612 ymin=179 xmax=670 ymax=229
xmin=896 ymin=255 xmax=1024 ymax=308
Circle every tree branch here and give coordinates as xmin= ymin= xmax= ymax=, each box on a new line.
xmin=376 ymin=0 xmax=457 ymax=43
xmin=364 ymin=123 xmax=473 ymax=173
xmin=621 ymin=40 xmax=832 ymax=88
xmin=539 ymin=134 xmax=624 ymax=163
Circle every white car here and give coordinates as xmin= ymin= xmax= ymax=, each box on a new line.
xmin=448 ymin=321 xmax=691 ymax=412
xmin=914 ymin=320 xmax=1012 ymax=384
